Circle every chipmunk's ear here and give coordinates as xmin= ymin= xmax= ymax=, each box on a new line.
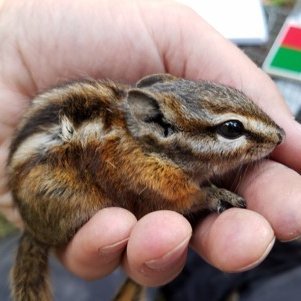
xmin=127 ymin=89 xmax=161 ymax=123
xmin=127 ymin=89 xmax=174 ymax=137
xmin=136 ymin=73 xmax=178 ymax=88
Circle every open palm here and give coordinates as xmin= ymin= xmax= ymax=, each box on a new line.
xmin=1 ymin=0 xmax=301 ymax=287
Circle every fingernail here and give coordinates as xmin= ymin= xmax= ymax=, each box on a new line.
xmin=236 ymin=237 xmax=275 ymax=272
xmin=144 ymin=237 xmax=190 ymax=271
xmin=279 ymin=233 xmax=301 ymax=242
xmin=99 ymin=238 xmax=129 ymax=255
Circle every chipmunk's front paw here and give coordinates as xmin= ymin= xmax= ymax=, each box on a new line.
xmin=205 ymin=186 xmax=246 ymax=214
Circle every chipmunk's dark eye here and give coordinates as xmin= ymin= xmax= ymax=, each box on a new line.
xmin=216 ymin=120 xmax=245 ymax=139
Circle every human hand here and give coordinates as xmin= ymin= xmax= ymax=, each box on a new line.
xmin=1 ymin=0 xmax=301 ymax=287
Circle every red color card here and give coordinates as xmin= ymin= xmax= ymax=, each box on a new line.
xmin=282 ymin=26 xmax=301 ymax=50
xmin=263 ymin=23 xmax=301 ymax=81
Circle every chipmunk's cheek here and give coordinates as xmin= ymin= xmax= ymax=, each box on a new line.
xmin=238 ymin=160 xmax=301 ymax=241
xmin=190 ymin=209 xmax=274 ymax=272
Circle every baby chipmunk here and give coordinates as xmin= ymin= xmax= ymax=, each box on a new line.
xmin=7 ymin=74 xmax=284 ymax=301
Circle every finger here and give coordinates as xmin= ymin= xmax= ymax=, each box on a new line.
xmin=191 ymin=208 xmax=275 ymax=272
xmin=58 ymin=207 xmax=136 ymax=280
xmin=238 ymin=159 xmax=301 ymax=241
xmin=123 ymin=210 xmax=192 ymax=287
xmin=272 ymin=119 xmax=301 ymax=171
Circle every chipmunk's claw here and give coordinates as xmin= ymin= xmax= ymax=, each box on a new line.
xmin=205 ymin=186 xmax=246 ymax=213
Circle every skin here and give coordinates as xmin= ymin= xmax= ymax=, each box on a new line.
xmin=1 ymin=0 xmax=301 ymax=288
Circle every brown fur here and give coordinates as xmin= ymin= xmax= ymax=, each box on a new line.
xmin=7 ymin=74 xmax=284 ymax=301
xmin=112 ymin=278 xmax=145 ymax=301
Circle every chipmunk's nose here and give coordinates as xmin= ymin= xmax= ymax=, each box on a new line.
xmin=276 ymin=128 xmax=285 ymax=145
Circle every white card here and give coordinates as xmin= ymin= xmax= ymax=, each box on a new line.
xmin=177 ymin=0 xmax=268 ymax=45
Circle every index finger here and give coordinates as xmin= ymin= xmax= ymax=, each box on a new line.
xmin=238 ymin=159 xmax=301 ymax=241
xmin=191 ymin=208 xmax=275 ymax=272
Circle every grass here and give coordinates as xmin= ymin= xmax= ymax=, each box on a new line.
xmin=265 ymin=0 xmax=296 ymax=6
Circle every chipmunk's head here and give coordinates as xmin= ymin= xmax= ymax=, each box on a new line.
xmin=126 ymin=74 xmax=285 ymax=177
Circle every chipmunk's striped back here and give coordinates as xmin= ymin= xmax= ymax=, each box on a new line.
xmin=7 ymin=74 xmax=284 ymax=301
